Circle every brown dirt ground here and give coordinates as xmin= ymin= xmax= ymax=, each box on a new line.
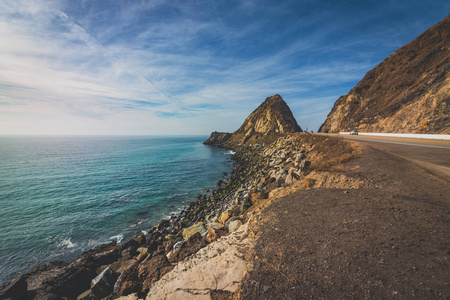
xmin=241 ymin=144 xmax=449 ymax=299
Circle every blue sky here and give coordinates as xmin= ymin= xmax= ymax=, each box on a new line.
xmin=0 ymin=0 xmax=449 ymax=135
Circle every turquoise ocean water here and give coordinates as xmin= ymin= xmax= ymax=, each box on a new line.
xmin=0 ymin=136 xmax=232 ymax=286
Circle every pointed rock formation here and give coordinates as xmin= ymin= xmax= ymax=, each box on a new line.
xmin=205 ymin=94 xmax=302 ymax=145
xmin=235 ymin=94 xmax=302 ymax=135
xmin=319 ymin=15 xmax=450 ymax=134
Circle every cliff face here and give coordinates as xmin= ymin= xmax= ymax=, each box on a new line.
xmin=319 ymin=15 xmax=450 ymax=134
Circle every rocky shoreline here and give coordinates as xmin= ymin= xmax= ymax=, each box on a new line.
xmin=2 ymin=133 xmax=353 ymax=300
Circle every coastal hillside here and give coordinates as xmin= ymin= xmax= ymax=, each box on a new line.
xmin=205 ymin=94 xmax=302 ymax=145
xmin=319 ymin=14 xmax=450 ymax=134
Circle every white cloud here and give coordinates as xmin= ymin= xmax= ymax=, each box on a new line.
xmin=1 ymin=0 xmax=445 ymax=134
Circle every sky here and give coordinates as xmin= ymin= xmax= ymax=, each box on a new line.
xmin=0 ymin=0 xmax=449 ymax=135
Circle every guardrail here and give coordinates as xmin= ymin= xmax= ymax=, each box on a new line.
xmin=339 ymin=132 xmax=450 ymax=140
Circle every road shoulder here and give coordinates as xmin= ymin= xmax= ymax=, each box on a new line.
xmin=242 ymin=144 xmax=449 ymax=299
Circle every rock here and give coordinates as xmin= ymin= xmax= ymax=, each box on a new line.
xmin=207 ymin=222 xmax=224 ymax=230
xmin=175 ymin=233 xmax=208 ymax=262
xmin=139 ymin=255 xmax=173 ymax=295
xmin=206 ymin=227 xmax=226 ymax=243
xmin=205 ymin=94 xmax=302 ymax=145
xmin=76 ymin=289 xmax=92 ymax=300
xmin=0 ymin=275 xmax=27 ymax=300
xmin=256 ymin=182 xmax=265 ymax=192
xmin=299 ymin=160 xmax=311 ymax=172
xmin=157 ymin=219 xmax=170 ymax=229
xmin=146 ymin=223 xmax=252 ymax=300
xmin=182 ymin=222 xmax=206 ymax=241
xmin=225 ymin=216 xmax=242 ymax=231
xmin=240 ymin=196 xmax=252 ymax=213
xmin=119 ymin=239 xmax=139 ymax=253
xmin=228 ymin=220 xmax=243 ymax=232
xmin=135 ymin=235 xmax=146 ymax=245
xmin=110 ymin=259 xmax=138 ymax=274
xmin=136 ymin=247 xmax=149 ymax=262
xmin=166 ymin=240 xmax=187 ymax=263
xmin=22 ymin=261 xmax=96 ymax=300
xmin=166 ymin=250 xmax=177 ymax=263
xmin=96 ymin=264 xmax=109 ymax=275
xmin=173 ymin=240 xmax=185 ymax=253
xmin=92 ymin=248 xmax=120 ymax=267
xmin=234 ymin=94 xmax=302 ymax=136
xmin=119 ymin=239 xmax=139 ymax=259
xmin=284 ymin=173 xmax=294 ymax=185
xmin=204 ymin=131 xmax=232 ymax=145
xmin=113 ymin=274 xmax=123 ymax=295
xmin=91 ymin=267 xmax=119 ymax=299
xmin=137 ymin=247 xmax=148 ymax=254
xmin=219 ymin=211 xmax=231 ymax=224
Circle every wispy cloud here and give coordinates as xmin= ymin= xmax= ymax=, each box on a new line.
xmin=0 ymin=0 xmax=449 ymax=134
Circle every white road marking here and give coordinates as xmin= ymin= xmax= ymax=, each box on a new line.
xmin=343 ymin=137 xmax=450 ymax=150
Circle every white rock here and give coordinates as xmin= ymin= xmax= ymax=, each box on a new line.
xmin=146 ymin=223 xmax=251 ymax=300
xmin=228 ymin=219 xmax=243 ymax=232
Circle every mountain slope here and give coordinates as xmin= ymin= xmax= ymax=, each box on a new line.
xmin=205 ymin=94 xmax=302 ymax=145
xmin=319 ymin=15 xmax=450 ymax=134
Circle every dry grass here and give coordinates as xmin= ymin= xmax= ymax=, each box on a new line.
xmin=291 ymin=135 xmax=362 ymax=172
xmin=302 ymin=177 xmax=316 ymax=189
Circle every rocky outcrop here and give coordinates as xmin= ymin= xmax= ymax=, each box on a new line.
xmin=0 ymin=243 xmax=120 ymax=300
xmin=236 ymin=94 xmax=302 ymax=135
xmin=203 ymin=131 xmax=231 ymax=145
xmin=205 ymin=94 xmax=302 ymax=145
xmin=320 ymin=15 xmax=450 ymax=134
xmin=146 ymin=222 xmax=252 ymax=300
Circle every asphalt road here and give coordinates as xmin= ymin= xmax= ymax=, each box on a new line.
xmin=317 ymin=133 xmax=450 ymax=170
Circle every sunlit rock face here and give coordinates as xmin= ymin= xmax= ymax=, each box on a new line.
xmin=235 ymin=94 xmax=302 ymax=135
xmin=320 ymin=15 xmax=450 ymax=134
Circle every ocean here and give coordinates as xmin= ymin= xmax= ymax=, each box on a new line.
xmin=0 ymin=136 xmax=232 ymax=286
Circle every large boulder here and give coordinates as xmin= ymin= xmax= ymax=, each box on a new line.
xmin=182 ymin=222 xmax=206 ymax=241
xmin=91 ymin=267 xmax=119 ymax=299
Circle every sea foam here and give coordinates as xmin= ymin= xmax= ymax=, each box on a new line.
xmin=110 ymin=234 xmax=124 ymax=243
xmin=58 ymin=238 xmax=78 ymax=249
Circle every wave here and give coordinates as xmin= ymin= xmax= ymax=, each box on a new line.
xmin=130 ymin=220 xmax=143 ymax=227
xmin=110 ymin=234 xmax=124 ymax=243
xmin=58 ymin=238 xmax=78 ymax=249
xmin=225 ymin=150 xmax=236 ymax=155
